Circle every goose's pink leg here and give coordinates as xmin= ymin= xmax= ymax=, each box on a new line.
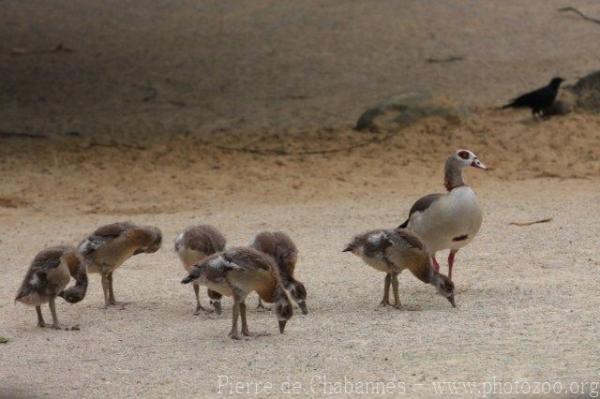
xmin=448 ymin=250 xmax=458 ymax=281
xmin=431 ymin=255 xmax=440 ymax=272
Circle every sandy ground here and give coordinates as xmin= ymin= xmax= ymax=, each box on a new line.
xmin=2 ymin=120 xmax=600 ymax=398
xmin=3 ymin=1 xmax=600 ymax=398
xmin=2 ymin=177 xmax=600 ymax=398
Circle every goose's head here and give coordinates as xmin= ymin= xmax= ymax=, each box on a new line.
xmin=432 ymin=273 xmax=456 ymax=307
xmin=274 ymin=286 xmax=294 ymax=333
xmin=452 ymin=149 xmax=486 ymax=170
xmin=284 ymin=280 xmax=308 ymax=314
xmin=58 ymin=286 xmax=86 ymax=304
xmin=135 ymin=226 xmax=162 ymax=254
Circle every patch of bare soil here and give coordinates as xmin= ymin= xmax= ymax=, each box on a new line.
xmin=1 ymin=111 xmax=599 ymax=216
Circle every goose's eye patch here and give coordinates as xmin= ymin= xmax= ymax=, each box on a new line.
xmin=458 ymin=151 xmax=470 ymax=160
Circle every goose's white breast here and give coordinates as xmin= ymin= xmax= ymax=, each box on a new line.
xmin=408 ymin=187 xmax=482 ymax=253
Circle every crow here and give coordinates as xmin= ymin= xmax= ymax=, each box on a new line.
xmin=502 ymin=77 xmax=564 ymax=116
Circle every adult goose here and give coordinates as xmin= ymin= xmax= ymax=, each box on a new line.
xmin=398 ymin=149 xmax=486 ymax=280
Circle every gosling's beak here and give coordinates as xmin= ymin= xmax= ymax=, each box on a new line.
xmin=447 ymin=294 xmax=456 ymax=308
xmin=278 ymin=320 xmax=287 ymax=334
xmin=471 ymin=159 xmax=487 ymax=170
xmin=298 ymin=301 xmax=308 ymax=315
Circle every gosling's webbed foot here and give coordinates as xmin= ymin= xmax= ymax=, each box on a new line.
xmin=104 ymin=301 xmax=129 ymax=310
xmin=378 ymin=299 xmax=390 ymax=308
xmin=242 ymin=329 xmax=270 ymax=338
xmin=194 ymin=305 xmax=214 ymax=315
xmin=228 ymin=331 xmax=247 ymax=340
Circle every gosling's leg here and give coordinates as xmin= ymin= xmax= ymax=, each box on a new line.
xmin=101 ymin=273 xmax=111 ymax=308
xmin=391 ymin=273 xmax=402 ymax=309
xmin=48 ymin=297 xmax=62 ymax=329
xmin=107 ymin=272 xmax=128 ymax=307
xmin=240 ymin=301 xmax=251 ymax=336
xmin=228 ymin=294 xmax=242 ymax=340
xmin=36 ymin=306 xmax=46 ymax=328
xmin=107 ymin=272 xmax=118 ymax=305
xmin=193 ymin=284 xmax=211 ymax=315
xmin=379 ymin=273 xmax=391 ymax=307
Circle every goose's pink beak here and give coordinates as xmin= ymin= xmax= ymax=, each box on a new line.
xmin=471 ymin=159 xmax=487 ymax=170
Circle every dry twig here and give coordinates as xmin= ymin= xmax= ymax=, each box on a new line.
xmin=426 ymin=55 xmax=464 ymax=64
xmin=558 ymin=6 xmax=600 ymax=25
xmin=509 ymin=218 xmax=553 ymax=227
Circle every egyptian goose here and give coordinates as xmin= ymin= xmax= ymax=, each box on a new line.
xmin=174 ymin=225 xmax=226 ymax=314
xmin=398 ymin=149 xmax=486 ymax=280
xmin=250 ymin=231 xmax=307 ymax=314
xmin=78 ymin=222 xmax=162 ymax=308
xmin=15 ymin=245 xmax=87 ymax=329
xmin=344 ymin=229 xmax=455 ymax=308
xmin=181 ymin=247 xmax=296 ymax=340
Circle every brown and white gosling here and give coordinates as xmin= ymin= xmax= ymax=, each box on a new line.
xmin=250 ymin=231 xmax=307 ymax=314
xmin=15 ymin=245 xmax=88 ymax=329
xmin=175 ymin=225 xmax=226 ymax=315
xmin=78 ymin=222 xmax=162 ymax=308
xmin=181 ymin=247 xmax=296 ymax=340
xmin=343 ymin=228 xmax=456 ymax=309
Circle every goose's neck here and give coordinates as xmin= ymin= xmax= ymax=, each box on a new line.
xmin=66 ymin=253 xmax=88 ymax=288
xmin=256 ymin=274 xmax=278 ymax=303
xmin=409 ymin=258 xmax=435 ymax=285
xmin=62 ymin=257 xmax=89 ymax=302
xmin=444 ymin=158 xmax=465 ymax=191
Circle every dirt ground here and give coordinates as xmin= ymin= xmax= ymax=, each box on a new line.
xmin=2 ymin=1 xmax=600 ymax=398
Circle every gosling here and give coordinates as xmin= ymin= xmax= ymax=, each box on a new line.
xmin=175 ymin=225 xmax=226 ymax=314
xmin=181 ymin=247 xmax=296 ymax=340
xmin=343 ymin=228 xmax=455 ymax=309
xmin=15 ymin=245 xmax=88 ymax=329
xmin=250 ymin=231 xmax=307 ymax=314
xmin=78 ymin=222 xmax=161 ymax=308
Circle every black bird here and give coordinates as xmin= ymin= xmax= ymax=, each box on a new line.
xmin=502 ymin=77 xmax=564 ymax=116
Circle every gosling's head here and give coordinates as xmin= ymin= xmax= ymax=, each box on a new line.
xmin=135 ymin=226 xmax=162 ymax=254
xmin=58 ymin=286 xmax=86 ymax=304
xmin=432 ymin=273 xmax=456 ymax=307
xmin=274 ymin=286 xmax=294 ymax=334
xmin=285 ymin=280 xmax=308 ymax=315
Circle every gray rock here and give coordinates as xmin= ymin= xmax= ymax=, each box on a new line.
xmin=355 ymin=91 xmax=469 ymax=132
xmin=569 ymin=70 xmax=600 ymax=112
